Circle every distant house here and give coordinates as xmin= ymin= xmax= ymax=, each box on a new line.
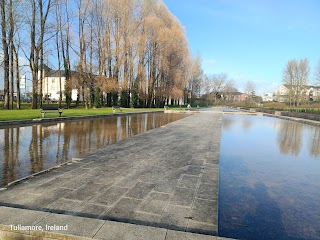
xmin=39 ymin=65 xmax=80 ymax=101
xmin=261 ymin=93 xmax=274 ymax=102
xmin=274 ymin=85 xmax=289 ymax=102
xmin=240 ymin=93 xmax=249 ymax=101
xmin=306 ymin=87 xmax=320 ymax=101
xmin=223 ymin=92 xmax=248 ymax=102
xmin=274 ymin=84 xmax=320 ymax=102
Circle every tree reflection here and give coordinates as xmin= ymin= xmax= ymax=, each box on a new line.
xmin=56 ymin=123 xmax=62 ymax=163
xmin=62 ymin=122 xmax=71 ymax=161
xmin=276 ymin=121 xmax=303 ymax=156
xmin=3 ymin=129 xmax=10 ymax=185
xmin=310 ymin=127 xmax=320 ymax=157
xmin=29 ymin=125 xmax=44 ymax=174
xmin=1 ymin=127 xmax=21 ymax=185
xmin=0 ymin=113 xmax=186 ymax=186
xmin=222 ymin=116 xmax=235 ymax=130
xmin=242 ymin=118 xmax=253 ymax=130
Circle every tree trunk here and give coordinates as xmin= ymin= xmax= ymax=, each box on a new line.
xmin=14 ymin=46 xmax=20 ymax=109
xmin=1 ymin=0 xmax=10 ymax=109
xmin=55 ymin=1 xmax=62 ymax=107
xmin=29 ymin=0 xmax=37 ymax=109
xmin=9 ymin=44 xmax=14 ymax=109
xmin=8 ymin=0 xmax=14 ymax=109
xmin=39 ymin=0 xmax=52 ymax=108
xmin=39 ymin=50 xmax=44 ymax=108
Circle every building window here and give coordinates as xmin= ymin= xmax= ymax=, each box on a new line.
xmin=52 ymin=79 xmax=55 ymax=84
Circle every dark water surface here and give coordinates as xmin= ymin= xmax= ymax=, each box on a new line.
xmin=219 ymin=115 xmax=320 ymax=240
xmin=0 ymin=113 xmax=187 ymax=187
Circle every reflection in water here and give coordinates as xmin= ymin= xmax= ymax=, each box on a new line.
xmin=310 ymin=128 xmax=320 ymax=157
xmin=219 ymin=115 xmax=320 ymax=240
xmin=3 ymin=128 xmax=20 ymax=185
xmin=275 ymin=121 xmax=303 ymax=156
xmin=223 ymin=115 xmax=254 ymax=131
xmin=0 ymin=113 xmax=187 ymax=187
xmin=241 ymin=118 xmax=253 ymax=130
xmin=222 ymin=117 xmax=235 ymax=130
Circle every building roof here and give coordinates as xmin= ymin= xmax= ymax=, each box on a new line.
xmin=45 ymin=70 xmax=77 ymax=78
xmin=282 ymin=84 xmax=320 ymax=89
xmin=40 ymin=64 xmax=96 ymax=78
xmin=308 ymin=85 xmax=320 ymax=89
xmin=227 ymin=91 xmax=244 ymax=95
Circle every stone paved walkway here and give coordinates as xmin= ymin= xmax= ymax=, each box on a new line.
xmin=0 ymin=110 xmax=223 ymax=236
xmin=0 ymin=206 xmax=233 ymax=239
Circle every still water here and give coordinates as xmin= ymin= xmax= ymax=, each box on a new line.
xmin=0 ymin=113 xmax=187 ymax=187
xmin=219 ymin=115 xmax=320 ymax=240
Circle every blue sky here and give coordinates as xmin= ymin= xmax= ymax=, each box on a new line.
xmin=163 ymin=0 xmax=320 ymax=94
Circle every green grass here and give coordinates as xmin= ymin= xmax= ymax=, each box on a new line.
xmin=0 ymin=107 xmax=162 ymax=121
xmin=0 ymin=102 xmax=73 ymax=110
xmin=165 ymin=105 xmax=208 ymax=110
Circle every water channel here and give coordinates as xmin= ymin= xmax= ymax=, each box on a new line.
xmin=0 ymin=112 xmax=187 ymax=187
xmin=219 ymin=114 xmax=320 ymax=240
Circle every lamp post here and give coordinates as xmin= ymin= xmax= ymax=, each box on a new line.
xmin=22 ymin=77 xmax=33 ymax=102
xmin=21 ymin=70 xmax=32 ymax=97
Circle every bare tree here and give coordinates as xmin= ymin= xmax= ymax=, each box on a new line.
xmin=1 ymin=0 xmax=23 ymax=110
xmin=25 ymin=0 xmax=53 ymax=109
xmin=314 ymin=60 xmax=320 ymax=86
xmin=0 ymin=0 xmax=10 ymax=109
xmin=54 ymin=0 xmax=62 ymax=107
xmin=60 ymin=0 xmax=71 ymax=108
xmin=204 ymin=73 xmax=234 ymax=103
xmin=187 ymin=54 xmax=203 ymax=105
xmin=13 ymin=45 xmax=20 ymax=109
xmin=245 ymin=80 xmax=256 ymax=97
xmin=75 ymin=0 xmax=90 ymax=108
xmin=283 ymin=58 xmax=309 ymax=106
xmin=8 ymin=0 xmax=14 ymax=109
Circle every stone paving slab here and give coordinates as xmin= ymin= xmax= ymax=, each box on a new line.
xmin=166 ymin=230 xmax=216 ymax=240
xmin=36 ymin=213 xmax=105 ymax=238
xmin=0 ymin=206 xmax=50 ymax=227
xmin=0 ymin=206 xmax=236 ymax=240
xmin=0 ymin=110 xmax=223 ymax=237
xmin=93 ymin=220 xmax=167 ymax=240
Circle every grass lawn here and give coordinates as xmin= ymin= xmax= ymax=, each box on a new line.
xmin=165 ymin=106 xmax=208 ymax=110
xmin=0 ymin=107 xmax=162 ymax=121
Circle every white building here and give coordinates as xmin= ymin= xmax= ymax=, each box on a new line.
xmin=261 ymin=93 xmax=274 ymax=102
xmin=306 ymin=87 xmax=320 ymax=101
xmin=274 ymin=85 xmax=289 ymax=102
xmin=274 ymin=84 xmax=320 ymax=102
xmin=39 ymin=65 xmax=79 ymax=101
